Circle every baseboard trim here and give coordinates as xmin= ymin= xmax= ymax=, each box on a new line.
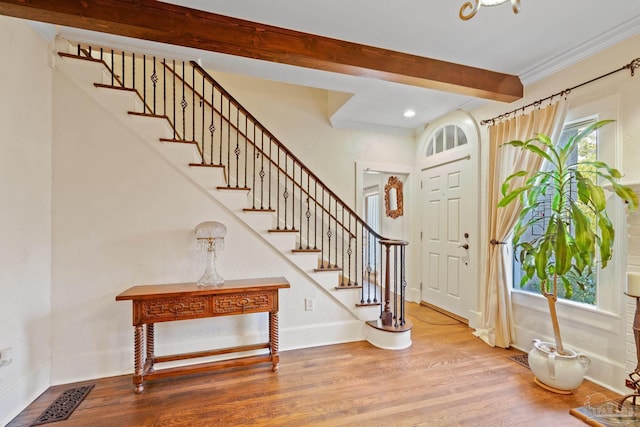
xmin=0 ymin=360 xmax=51 ymax=426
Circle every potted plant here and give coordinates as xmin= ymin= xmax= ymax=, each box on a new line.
xmin=498 ymin=119 xmax=638 ymax=392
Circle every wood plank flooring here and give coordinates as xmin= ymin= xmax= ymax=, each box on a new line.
xmin=8 ymin=303 xmax=623 ymax=426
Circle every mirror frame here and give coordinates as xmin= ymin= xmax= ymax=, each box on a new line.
xmin=384 ymin=176 xmax=404 ymax=219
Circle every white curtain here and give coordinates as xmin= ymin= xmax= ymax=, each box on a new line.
xmin=474 ymin=101 xmax=567 ymax=348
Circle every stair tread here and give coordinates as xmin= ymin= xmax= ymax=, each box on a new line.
xmin=128 ymin=111 xmax=168 ymax=119
xmin=292 ymin=248 xmax=321 ymax=253
xmin=313 ymin=266 xmax=341 ymax=272
xmin=366 ymin=318 xmax=413 ymax=333
xmin=243 ymin=208 xmax=276 ymax=213
xmin=217 ymin=186 xmax=251 ymax=191
xmin=335 ymin=284 xmax=363 ymax=290
xmin=58 ymin=52 xmax=102 ymax=63
xmin=356 ymin=302 xmax=382 ymax=307
xmin=189 ymin=163 xmax=225 ymax=169
xmin=268 ymin=228 xmax=299 ymax=233
xmin=94 ymin=83 xmax=136 ymax=92
xmin=159 ymin=138 xmax=198 ymax=144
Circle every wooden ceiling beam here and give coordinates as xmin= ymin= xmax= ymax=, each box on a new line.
xmin=0 ymin=0 xmax=523 ymax=102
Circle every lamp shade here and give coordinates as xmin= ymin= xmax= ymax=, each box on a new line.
xmin=195 ymin=221 xmax=227 ymax=239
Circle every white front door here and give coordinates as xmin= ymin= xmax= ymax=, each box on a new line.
xmin=417 ymin=111 xmax=479 ymax=324
xmin=421 ymin=155 xmax=473 ymax=319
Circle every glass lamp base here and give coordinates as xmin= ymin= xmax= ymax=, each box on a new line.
xmin=197 ymin=250 xmax=224 ymax=288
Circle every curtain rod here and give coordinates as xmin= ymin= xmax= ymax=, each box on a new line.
xmin=481 ymin=57 xmax=640 ymax=126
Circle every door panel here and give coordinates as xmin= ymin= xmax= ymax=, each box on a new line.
xmin=421 ymin=156 xmax=470 ymax=319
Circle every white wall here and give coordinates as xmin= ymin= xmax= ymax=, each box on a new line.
xmin=471 ymin=34 xmax=640 ymax=393
xmin=0 ymin=17 xmax=53 ymax=425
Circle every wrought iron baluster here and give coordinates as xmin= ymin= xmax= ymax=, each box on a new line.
xmin=321 ymin=188 xmax=325 ymax=268
xmin=365 ymin=235 xmax=372 ymax=303
xmin=400 ymin=244 xmax=406 ymax=325
xmin=291 ymin=161 xmax=295 ymax=230
xmin=283 ymin=154 xmax=289 ymax=230
xmin=305 ymin=173 xmax=311 ymax=249
xmin=132 ymin=53 xmax=135 ymax=91
xmin=313 ymin=180 xmax=318 ymax=250
xmin=181 ymin=62 xmax=186 ymax=140
xmin=218 ymin=92 xmax=223 ymax=165
xmin=276 ymin=147 xmax=281 ymax=229
xmin=252 ymin=125 xmax=257 ymax=209
xmin=191 ymin=66 xmax=195 ymax=143
xmin=162 ymin=59 xmax=166 ymax=117
xmin=327 ymin=196 xmax=332 ymax=268
xmin=122 ymin=51 xmax=125 ymax=87
xmin=341 ymin=206 xmax=346 ymax=285
xmin=201 ymin=74 xmax=205 ymax=163
xmin=394 ymin=245 xmax=398 ymax=327
xmin=151 ymin=57 xmax=158 ymax=115
xmin=234 ymin=106 xmax=240 ymax=188
xmin=142 ymin=54 xmax=146 ymax=113
xmin=334 ymin=198 xmax=338 ymax=269
xmin=347 ymin=214 xmax=353 ymax=286
xmin=244 ymin=115 xmax=248 ymax=189
xmin=210 ymin=84 xmax=215 ymax=165
xmin=172 ymin=60 xmax=176 ymax=139
xmin=226 ymin=98 xmax=231 ymax=186
xmin=268 ymin=137 xmax=272 ymax=210
xmin=298 ymin=166 xmax=304 ymax=248
xmin=111 ymin=50 xmax=115 ymax=86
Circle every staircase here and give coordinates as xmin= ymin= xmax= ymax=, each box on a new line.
xmin=55 ymin=40 xmax=412 ymax=349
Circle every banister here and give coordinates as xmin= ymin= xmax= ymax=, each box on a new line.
xmin=190 ymin=60 xmax=387 ymax=241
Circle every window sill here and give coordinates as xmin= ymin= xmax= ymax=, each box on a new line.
xmin=511 ymin=289 xmax=622 ymax=334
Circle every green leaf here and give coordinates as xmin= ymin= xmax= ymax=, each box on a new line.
xmin=554 ymin=219 xmax=570 ymax=275
xmin=498 ymin=186 xmax=532 ymax=207
xmin=612 ymin=182 xmax=639 ymax=212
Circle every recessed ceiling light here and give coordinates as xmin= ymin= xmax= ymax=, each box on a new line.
xmin=403 ymin=110 xmax=416 ymax=118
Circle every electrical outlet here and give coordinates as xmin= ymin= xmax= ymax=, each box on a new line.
xmin=0 ymin=348 xmax=12 ymax=368
xmin=305 ymin=298 xmax=314 ymax=311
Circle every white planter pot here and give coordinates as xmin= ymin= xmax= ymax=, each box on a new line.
xmin=527 ymin=339 xmax=591 ymax=392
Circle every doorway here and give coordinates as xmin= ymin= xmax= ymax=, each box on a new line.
xmin=417 ymin=111 xmax=480 ymax=324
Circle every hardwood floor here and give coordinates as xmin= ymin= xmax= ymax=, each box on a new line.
xmin=8 ymin=303 xmax=623 ymax=426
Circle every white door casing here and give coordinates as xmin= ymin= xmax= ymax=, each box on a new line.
xmin=417 ymin=110 xmax=480 ymax=325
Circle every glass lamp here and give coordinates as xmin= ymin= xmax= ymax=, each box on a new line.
xmin=195 ymin=221 xmax=227 ymax=287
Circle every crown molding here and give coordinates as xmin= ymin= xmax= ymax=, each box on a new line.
xmin=520 ymin=15 xmax=640 ymax=86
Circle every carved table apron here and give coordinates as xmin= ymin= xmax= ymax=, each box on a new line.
xmin=116 ymin=277 xmax=290 ymax=393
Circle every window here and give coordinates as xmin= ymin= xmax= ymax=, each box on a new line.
xmin=364 ymin=185 xmax=380 ymax=270
xmin=426 ymin=125 xmax=467 ymax=157
xmin=512 ymin=118 xmax=599 ymax=304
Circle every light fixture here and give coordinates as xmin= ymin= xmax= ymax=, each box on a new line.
xmin=195 ymin=221 xmax=227 ymax=287
xmin=403 ymin=109 xmax=416 ymax=118
xmin=459 ymin=0 xmax=521 ymax=20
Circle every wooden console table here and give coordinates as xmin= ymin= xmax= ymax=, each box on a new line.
xmin=116 ymin=276 xmax=290 ymax=393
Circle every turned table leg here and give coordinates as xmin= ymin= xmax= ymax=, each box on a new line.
xmin=270 ymin=311 xmax=280 ymax=372
xmin=146 ymin=323 xmax=155 ymax=372
xmin=133 ymin=325 xmax=145 ymax=394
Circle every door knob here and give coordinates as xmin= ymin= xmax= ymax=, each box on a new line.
xmin=459 ymin=243 xmax=469 ymax=250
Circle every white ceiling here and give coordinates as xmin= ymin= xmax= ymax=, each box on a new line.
xmin=44 ymin=0 xmax=640 ymax=135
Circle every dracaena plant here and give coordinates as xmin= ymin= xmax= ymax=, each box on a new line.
xmin=498 ymin=120 xmax=637 ymax=355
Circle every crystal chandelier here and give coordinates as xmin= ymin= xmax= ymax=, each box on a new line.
xmin=459 ymin=0 xmax=521 ymax=20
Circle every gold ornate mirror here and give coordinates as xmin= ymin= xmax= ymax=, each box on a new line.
xmin=384 ymin=176 xmax=403 ymax=219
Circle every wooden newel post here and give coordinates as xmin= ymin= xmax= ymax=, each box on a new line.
xmin=381 ymin=242 xmax=393 ymax=326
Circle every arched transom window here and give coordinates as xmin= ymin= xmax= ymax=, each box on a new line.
xmin=426 ymin=125 xmax=467 ymax=157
